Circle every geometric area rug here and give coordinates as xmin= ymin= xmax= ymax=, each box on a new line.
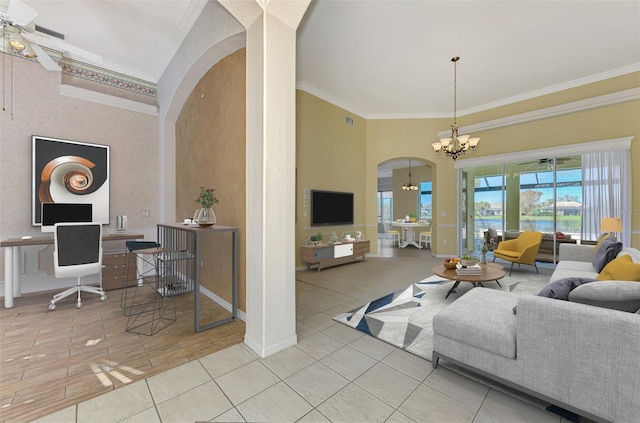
xmin=333 ymin=275 xmax=522 ymax=362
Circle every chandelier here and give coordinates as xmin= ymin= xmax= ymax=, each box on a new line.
xmin=432 ymin=56 xmax=480 ymax=160
xmin=402 ymin=160 xmax=418 ymax=191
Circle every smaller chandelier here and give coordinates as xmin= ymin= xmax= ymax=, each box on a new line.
xmin=432 ymin=56 xmax=480 ymax=160
xmin=402 ymin=160 xmax=419 ymax=191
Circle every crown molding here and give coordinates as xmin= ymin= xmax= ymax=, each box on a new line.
xmin=2 ymin=47 xmax=158 ymax=98
xmin=298 ymin=64 xmax=640 ymax=120
xmin=459 ymin=63 xmax=640 ymax=117
xmin=440 ymin=87 xmax=640 ymax=138
xmin=296 ymin=82 xmax=365 ymax=119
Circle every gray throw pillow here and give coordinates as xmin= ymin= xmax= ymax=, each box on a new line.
xmin=512 ymin=277 xmax=596 ymax=314
xmin=537 ymin=277 xmax=597 ymax=301
xmin=592 ymin=237 xmax=623 ymax=272
xmin=569 ymin=281 xmax=640 ymax=313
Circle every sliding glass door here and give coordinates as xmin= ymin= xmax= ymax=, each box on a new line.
xmin=460 ymin=155 xmax=582 ymax=265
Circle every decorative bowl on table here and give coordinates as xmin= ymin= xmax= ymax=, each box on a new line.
xmin=443 ymin=258 xmax=459 ymax=269
xmin=460 ymin=257 xmax=478 ymax=266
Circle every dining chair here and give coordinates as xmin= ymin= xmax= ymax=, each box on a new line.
xmin=383 ymin=221 xmax=400 ymax=247
xmin=419 ymin=227 xmax=432 ymax=249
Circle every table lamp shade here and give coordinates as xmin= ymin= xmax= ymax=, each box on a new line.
xmin=601 ymin=217 xmax=622 ymax=233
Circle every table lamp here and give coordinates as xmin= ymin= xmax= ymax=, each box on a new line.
xmin=601 ymin=217 xmax=622 ymax=240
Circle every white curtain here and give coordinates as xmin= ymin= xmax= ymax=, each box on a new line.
xmin=582 ymin=149 xmax=632 ymax=246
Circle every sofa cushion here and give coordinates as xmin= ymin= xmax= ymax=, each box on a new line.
xmin=618 ymin=247 xmax=640 ymax=263
xmin=591 ymin=237 xmax=622 ymax=272
xmin=593 ymin=232 xmax=611 ymax=254
xmin=537 ymin=277 xmax=597 ymax=300
xmin=569 ymin=281 xmax=640 ymax=312
xmin=596 ymin=255 xmax=640 ymax=281
xmin=550 ymin=260 xmax=598 ymax=282
xmin=433 ymin=289 xmax=518 ymax=359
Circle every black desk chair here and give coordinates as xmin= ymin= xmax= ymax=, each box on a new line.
xmin=49 ymin=222 xmax=106 ymax=310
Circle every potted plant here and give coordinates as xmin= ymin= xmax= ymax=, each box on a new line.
xmin=194 ymin=186 xmax=219 ymax=226
xmin=309 ymin=232 xmax=323 ymax=245
xmin=409 ymin=213 xmax=417 ymax=223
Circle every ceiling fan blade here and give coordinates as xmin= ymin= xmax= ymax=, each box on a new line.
xmin=23 ymin=31 xmax=103 ymax=66
xmin=29 ymin=42 xmax=61 ymax=71
xmin=6 ymin=0 xmax=38 ymax=26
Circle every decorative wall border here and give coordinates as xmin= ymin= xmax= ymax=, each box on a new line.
xmin=5 ymin=48 xmax=157 ymax=98
xmin=59 ymin=59 xmax=157 ymax=98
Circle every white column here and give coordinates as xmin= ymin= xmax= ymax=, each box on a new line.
xmin=219 ymin=0 xmax=311 ymax=357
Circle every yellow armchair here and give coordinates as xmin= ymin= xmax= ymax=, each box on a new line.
xmin=493 ymin=230 xmax=543 ymax=276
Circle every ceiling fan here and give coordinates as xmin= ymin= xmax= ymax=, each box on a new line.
xmin=519 ymin=157 xmax=572 ymax=167
xmin=0 ymin=0 xmax=102 ymax=71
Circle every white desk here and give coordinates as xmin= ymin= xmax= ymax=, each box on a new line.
xmin=392 ymin=222 xmax=429 ymax=249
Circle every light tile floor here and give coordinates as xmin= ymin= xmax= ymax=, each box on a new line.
xmin=33 ymin=242 xmax=572 ymax=423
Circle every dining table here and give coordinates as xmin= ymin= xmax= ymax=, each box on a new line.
xmin=391 ymin=221 xmax=429 ymax=249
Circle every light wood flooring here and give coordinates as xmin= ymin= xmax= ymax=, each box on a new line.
xmin=0 ymin=286 xmax=245 ymax=423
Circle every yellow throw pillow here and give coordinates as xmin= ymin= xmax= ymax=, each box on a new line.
xmin=597 ymin=255 xmax=640 ymax=281
xmin=593 ymin=232 xmax=611 ymax=256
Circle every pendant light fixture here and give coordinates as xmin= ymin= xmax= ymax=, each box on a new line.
xmin=402 ymin=160 xmax=418 ymax=191
xmin=431 ymin=56 xmax=480 ymax=160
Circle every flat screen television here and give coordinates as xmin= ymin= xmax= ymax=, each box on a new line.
xmin=41 ymin=203 xmax=93 ymax=233
xmin=311 ymin=190 xmax=354 ymax=226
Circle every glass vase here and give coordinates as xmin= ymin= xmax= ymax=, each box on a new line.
xmin=481 ymin=253 xmax=487 ymax=264
xmin=194 ymin=207 xmax=216 ymax=226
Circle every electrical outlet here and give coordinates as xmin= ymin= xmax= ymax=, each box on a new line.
xmin=141 ymin=210 xmax=150 ymax=217
xmin=443 ymin=239 xmax=447 ymax=245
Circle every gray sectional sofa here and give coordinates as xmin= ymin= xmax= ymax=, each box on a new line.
xmin=432 ymin=244 xmax=640 ymax=423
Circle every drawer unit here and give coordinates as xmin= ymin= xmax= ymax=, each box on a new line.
xmin=300 ymin=240 xmax=370 ymax=271
xmin=102 ymin=252 xmax=137 ymax=291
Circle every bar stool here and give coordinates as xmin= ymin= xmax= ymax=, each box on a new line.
xmin=124 ymin=244 xmax=180 ymax=336
xmin=121 ymin=241 xmax=160 ymax=315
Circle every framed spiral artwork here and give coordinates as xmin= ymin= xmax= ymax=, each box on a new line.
xmin=32 ymin=136 xmax=110 ymax=226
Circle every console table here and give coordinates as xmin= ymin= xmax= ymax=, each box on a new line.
xmin=301 ymin=240 xmax=369 ymax=271
xmin=2 ymin=233 xmax=144 ymax=308
xmin=156 ymin=223 xmax=238 ymax=332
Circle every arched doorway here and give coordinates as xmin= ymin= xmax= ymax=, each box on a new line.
xmin=377 ymin=158 xmax=432 ymax=240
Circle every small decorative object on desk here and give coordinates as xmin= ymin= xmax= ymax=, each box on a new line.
xmin=194 ymin=186 xmax=218 ymax=226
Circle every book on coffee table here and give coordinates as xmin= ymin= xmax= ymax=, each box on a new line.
xmin=455 ymin=263 xmax=482 ymax=275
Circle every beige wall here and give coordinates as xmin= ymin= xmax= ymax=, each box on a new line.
xmin=0 ymin=57 xmax=159 ymax=292
xmin=175 ymin=49 xmax=247 ymax=312
xmin=295 ymin=91 xmax=368 ymax=264
xmin=296 ymin=71 xmax=640 ymax=262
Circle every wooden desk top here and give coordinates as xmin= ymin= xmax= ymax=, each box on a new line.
xmin=1 ymin=233 xmax=144 ymax=248
xmin=158 ymin=223 xmax=238 ymax=233
xmin=432 ymin=262 xmax=505 ymax=283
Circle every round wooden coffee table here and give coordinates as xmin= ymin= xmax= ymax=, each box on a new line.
xmin=432 ymin=262 xmax=506 ymax=298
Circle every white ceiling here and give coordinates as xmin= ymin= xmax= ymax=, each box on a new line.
xmin=2 ymin=0 xmax=639 ymax=177
xmin=2 ymin=0 xmax=638 ymax=117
